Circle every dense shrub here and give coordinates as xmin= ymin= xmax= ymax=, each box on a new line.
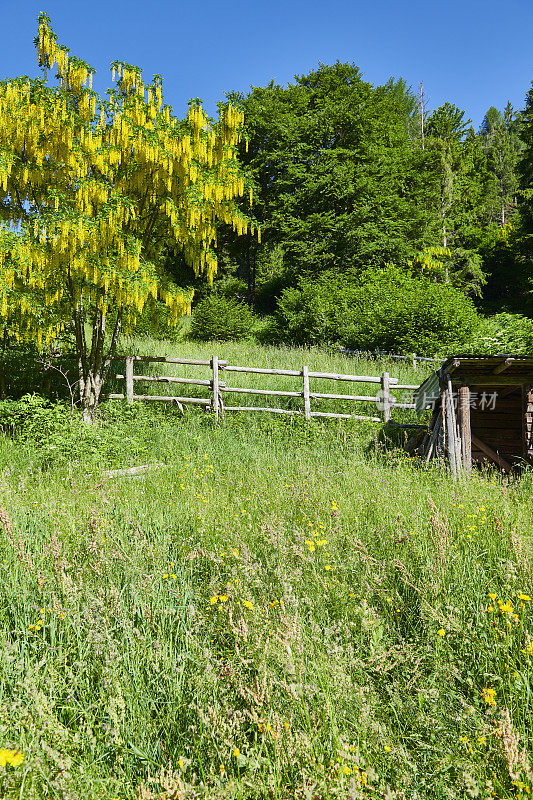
xmin=261 ymin=267 xmax=479 ymax=356
xmin=462 ymin=312 xmax=533 ymax=354
xmin=189 ymin=294 xmax=255 ymax=341
xmin=340 ymin=269 xmax=479 ymax=356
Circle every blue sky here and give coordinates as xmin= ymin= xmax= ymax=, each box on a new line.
xmin=1 ymin=0 xmax=532 ymax=128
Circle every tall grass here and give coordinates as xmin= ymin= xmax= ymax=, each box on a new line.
xmin=0 ymin=339 xmax=532 ymax=799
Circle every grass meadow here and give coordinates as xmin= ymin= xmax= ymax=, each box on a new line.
xmin=0 ymin=338 xmax=532 ymax=799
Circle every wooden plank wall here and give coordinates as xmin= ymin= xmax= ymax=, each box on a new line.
xmin=470 ymin=387 xmax=523 ymax=466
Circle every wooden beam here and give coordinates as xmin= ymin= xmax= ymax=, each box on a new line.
xmin=453 ymin=376 xmax=529 ymax=386
xmin=523 ymin=386 xmax=533 ymax=461
xmin=457 ymin=385 xmax=472 ymax=474
xmin=493 ymin=358 xmax=514 ymax=375
xmin=470 ymin=434 xmax=513 ymax=473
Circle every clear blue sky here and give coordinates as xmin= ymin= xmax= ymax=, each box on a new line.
xmin=1 ymin=0 xmax=532 ymax=128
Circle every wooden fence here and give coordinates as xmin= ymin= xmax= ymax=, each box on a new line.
xmin=106 ymin=355 xmax=418 ymax=423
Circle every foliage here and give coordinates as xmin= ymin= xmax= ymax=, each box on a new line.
xmin=0 ymin=394 xmax=49 ymax=434
xmin=212 ymin=69 xmax=531 ymax=307
xmin=262 ymin=267 xmax=479 ymax=356
xmin=220 ymin=65 xmax=433 ymax=287
xmin=463 ymin=312 xmax=533 ymax=355
xmin=0 ymin=15 xmax=253 ymax=418
xmin=189 ymin=294 xmax=255 ymax=341
xmin=0 ymin=338 xmax=532 ymax=798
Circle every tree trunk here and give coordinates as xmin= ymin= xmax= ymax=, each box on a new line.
xmin=74 ymin=299 xmax=122 ymax=422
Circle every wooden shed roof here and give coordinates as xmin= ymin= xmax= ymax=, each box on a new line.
xmin=414 ymin=355 xmax=533 ymax=417
xmin=442 ymin=355 xmax=533 ymax=380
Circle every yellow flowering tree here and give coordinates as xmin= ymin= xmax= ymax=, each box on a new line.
xmin=0 ymin=14 xmax=254 ymax=419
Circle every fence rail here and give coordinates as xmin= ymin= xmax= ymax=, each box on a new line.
xmin=338 ymin=347 xmax=440 ymax=370
xmin=106 ymin=355 xmax=419 ymax=423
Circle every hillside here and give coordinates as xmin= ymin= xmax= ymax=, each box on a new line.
xmin=0 ymin=341 xmax=532 ymax=799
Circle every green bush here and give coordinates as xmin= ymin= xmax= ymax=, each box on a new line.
xmin=261 ymin=267 xmax=479 ymax=356
xmin=0 ymin=394 xmax=49 ymax=434
xmin=189 ymin=294 xmax=255 ymax=341
xmin=462 ymin=312 xmax=533 ymax=354
xmin=340 ymin=268 xmax=479 ymax=356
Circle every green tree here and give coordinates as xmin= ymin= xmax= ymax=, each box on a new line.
xmin=480 ymin=103 xmax=521 ymax=227
xmin=222 ymin=64 xmax=434 ymax=296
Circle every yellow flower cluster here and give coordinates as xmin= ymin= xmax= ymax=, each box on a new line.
xmin=0 ymin=748 xmax=23 ymax=768
xmin=481 ymin=686 xmax=496 ymax=708
xmin=209 ymin=594 xmax=228 ymax=605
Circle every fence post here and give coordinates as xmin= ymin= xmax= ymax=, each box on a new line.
xmin=125 ymin=356 xmax=134 ymax=403
xmin=211 ymin=355 xmax=220 ymax=421
xmin=302 ymin=365 xmax=311 ymax=421
xmin=412 ymin=353 xmax=417 ymax=372
xmin=381 ymin=371 xmax=391 ymax=423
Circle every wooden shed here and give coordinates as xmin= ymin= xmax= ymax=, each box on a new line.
xmin=412 ymin=355 xmax=533 ymax=475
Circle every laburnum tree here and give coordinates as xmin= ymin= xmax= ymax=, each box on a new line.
xmin=0 ymin=14 xmax=255 ymax=419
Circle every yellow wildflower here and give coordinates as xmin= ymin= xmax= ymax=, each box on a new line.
xmin=218 ymin=595 xmax=228 ymax=603
xmin=518 ymin=594 xmax=532 ymax=602
xmin=233 ymin=747 xmax=240 ymax=758
xmin=243 ymin=600 xmax=254 ymax=610
xmin=384 ymin=745 xmax=392 ymax=752
xmin=488 ymin=593 xmax=497 ymax=601
xmin=499 ymin=601 xmax=514 ymax=614
xmin=437 ymin=629 xmax=445 ymax=637
xmin=481 ymin=686 xmax=496 ymax=707
xmin=0 ymin=749 xmax=23 ymax=767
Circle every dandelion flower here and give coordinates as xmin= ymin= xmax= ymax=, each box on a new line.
xmin=233 ymin=747 xmax=240 ymax=758
xmin=481 ymin=686 xmax=496 ymax=707
xmin=243 ymin=600 xmax=254 ymax=610
xmin=384 ymin=745 xmax=392 ymax=752
xmin=0 ymin=749 xmax=23 ymax=768
xmin=437 ymin=629 xmax=445 ymax=637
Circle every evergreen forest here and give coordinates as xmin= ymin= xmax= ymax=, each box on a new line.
xmin=181 ymin=63 xmax=533 ymax=357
